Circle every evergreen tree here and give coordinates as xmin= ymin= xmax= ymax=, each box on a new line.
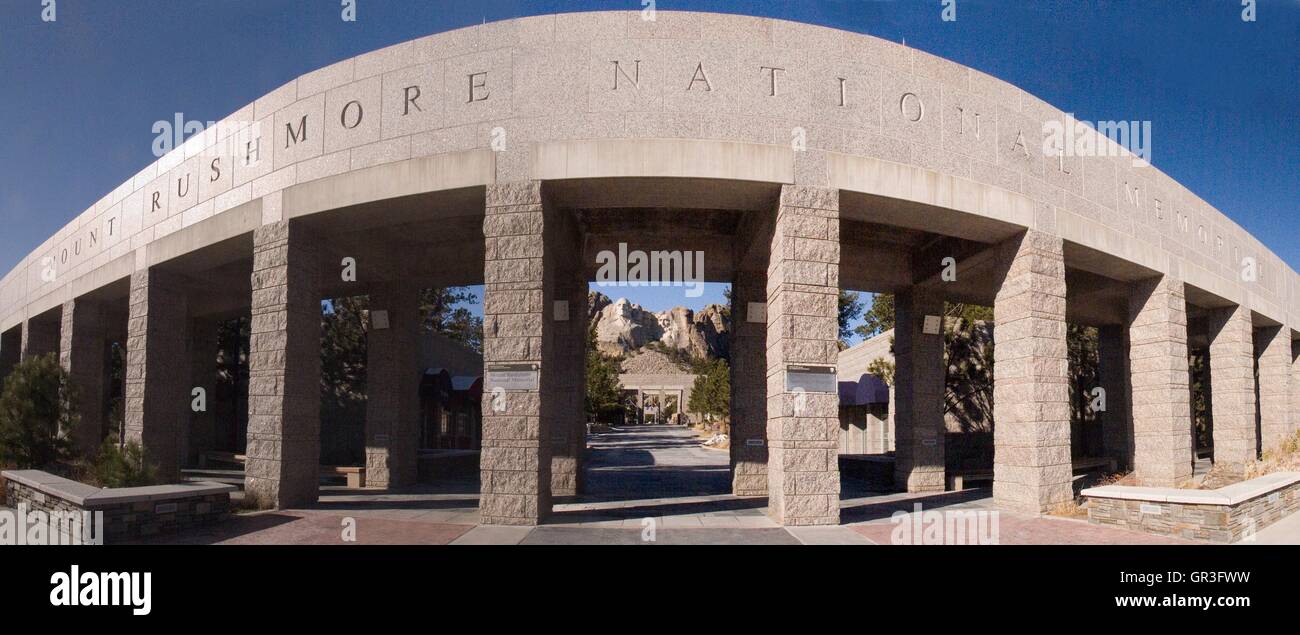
xmin=320 ymin=295 xmax=369 ymax=408
xmin=854 ymin=292 xmax=896 ymax=341
xmin=419 ymin=287 xmax=484 ymax=352
xmin=689 ymin=358 xmax=731 ymax=420
xmin=0 ymin=354 xmax=78 ymax=469
xmin=838 ymin=290 xmax=864 ymax=344
xmin=584 ymin=324 xmax=624 ymax=421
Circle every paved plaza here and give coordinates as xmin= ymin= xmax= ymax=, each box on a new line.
xmin=92 ymin=426 xmax=1298 ymax=545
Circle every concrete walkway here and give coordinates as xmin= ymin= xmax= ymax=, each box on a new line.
xmin=578 ymin=425 xmax=732 ymax=499
xmin=507 ymin=425 xmax=799 ymax=544
xmin=1239 ymin=505 xmax=1300 ymax=545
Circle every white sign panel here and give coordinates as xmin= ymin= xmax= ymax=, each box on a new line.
xmin=784 ymin=364 xmax=837 ymax=393
xmin=485 ymin=363 xmax=540 ymax=391
xmin=923 ymin=315 xmax=942 ymax=335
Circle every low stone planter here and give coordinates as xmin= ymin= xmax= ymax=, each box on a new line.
xmin=1082 ymin=472 xmax=1300 ymax=543
xmin=2 ymin=469 xmax=235 ymax=544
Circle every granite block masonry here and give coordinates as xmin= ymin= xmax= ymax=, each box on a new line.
xmin=765 ymin=185 xmax=841 ymax=526
xmin=61 ymin=298 xmax=108 ymax=457
xmin=0 ymin=11 xmax=1293 ymax=529
xmin=1127 ymin=276 xmax=1194 ymax=487
xmin=125 ymin=269 xmax=189 ymax=484
xmin=894 ymin=287 xmax=946 ymax=492
xmin=729 ymin=273 xmax=769 ymax=497
xmin=479 ymin=182 xmax=551 ymax=525
xmin=991 ymin=231 xmax=1072 ymax=515
xmin=365 ymin=281 xmax=421 ymax=489
xmin=1207 ymin=304 xmax=1257 ymax=476
xmin=245 ymin=221 xmax=322 ymax=510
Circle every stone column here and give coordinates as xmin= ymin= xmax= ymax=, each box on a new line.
xmin=765 ymin=185 xmax=841 ymax=526
xmin=729 ymin=273 xmax=768 ymax=496
xmin=1127 ymin=276 xmax=1193 ymax=485
xmin=365 ymin=282 xmax=421 ymax=489
xmin=480 ymin=182 xmax=551 ymax=525
xmin=1206 ymin=304 xmax=1256 ymax=474
xmin=1097 ymin=325 xmax=1132 ymax=471
xmin=60 ymin=299 xmax=108 ymax=457
xmin=991 ymin=230 xmax=1072 ymax=514
xmin=893 ymin=287 xmax=946 ymax=492
xmin=125 ymin=269 xmax=189 ymax=482
xmin=1255 ymin=325 xmax=1290 ymax=454
xmin=21 ymin=317 xmax=59 ymax=360
xmin=245 ymin=221 xmax=321 ymax=509
xmin=547 ymin=206 xmax=586 ymax=498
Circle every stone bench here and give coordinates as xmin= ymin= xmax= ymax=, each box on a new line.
xmin=198 ymin=451 xmax=246 ymax=468
xmin=322 ymin=466 xmax=366 ymax=488
xmin=2 ymin=469 xmax=235 ymax=543
xmin=1073 ymin=457 xmax=1118 ymax=473
xmin=946 ymin=458 xmax=1118 ymax=491
xmin=194 ymin=454 xmax=365 ymax=487
xmin=839 ymin=454 xmax=894 ymax=478
xmin=1082 ymin=472 xmax=1300 ymax=543
xmin=946 ymin=470 xmax=994 ymax=491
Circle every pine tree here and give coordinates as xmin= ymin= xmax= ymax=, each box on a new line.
xmin=0 ymin=353 xmax=78 ymax=469
xmin=584 ymin=324 xmax=623 ymax=421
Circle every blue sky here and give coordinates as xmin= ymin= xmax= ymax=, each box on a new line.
xmin=1 ymin=0 xmax=1296 ymax=338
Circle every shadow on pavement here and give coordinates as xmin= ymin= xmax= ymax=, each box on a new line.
xmin=840 ymin=487 xmax=994 ymax=524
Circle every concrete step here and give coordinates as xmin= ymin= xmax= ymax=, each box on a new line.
xmin=1193 ymin=458 xmax=1212 ymax=476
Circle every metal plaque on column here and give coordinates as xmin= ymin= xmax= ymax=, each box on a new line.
xmin=784 ymin=364 xmax=837 ymax=393
xmin=485 ymin=363 xmax=540 ymax=391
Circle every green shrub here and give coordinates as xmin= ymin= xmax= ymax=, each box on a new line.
xmin=0 ymin=354 xmax=78 ymax=470
xmin=91 ymin=435 xmax=158 ymax=488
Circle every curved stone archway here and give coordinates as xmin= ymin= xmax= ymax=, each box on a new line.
xmin=2 ymin=11 xmax=1296 ymax=526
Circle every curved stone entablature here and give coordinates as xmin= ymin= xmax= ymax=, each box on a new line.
xmin=2 ymin=10 xmax=1295 ymax=333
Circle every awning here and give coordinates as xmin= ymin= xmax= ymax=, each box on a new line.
xmin=838 ymin=374 xmax=890 ymax=406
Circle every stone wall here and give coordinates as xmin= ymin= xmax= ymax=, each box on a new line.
xmin=2 ymin=470 xmax=233 ymax=543
xmin=1084 ymin=472 xmax=1300 ymax=543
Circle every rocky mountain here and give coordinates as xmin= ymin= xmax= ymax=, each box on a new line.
xmin=587 ymin=291 xmax=729 ymax=360
xmin=620 ymin=348 xmax=693 ymax=374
